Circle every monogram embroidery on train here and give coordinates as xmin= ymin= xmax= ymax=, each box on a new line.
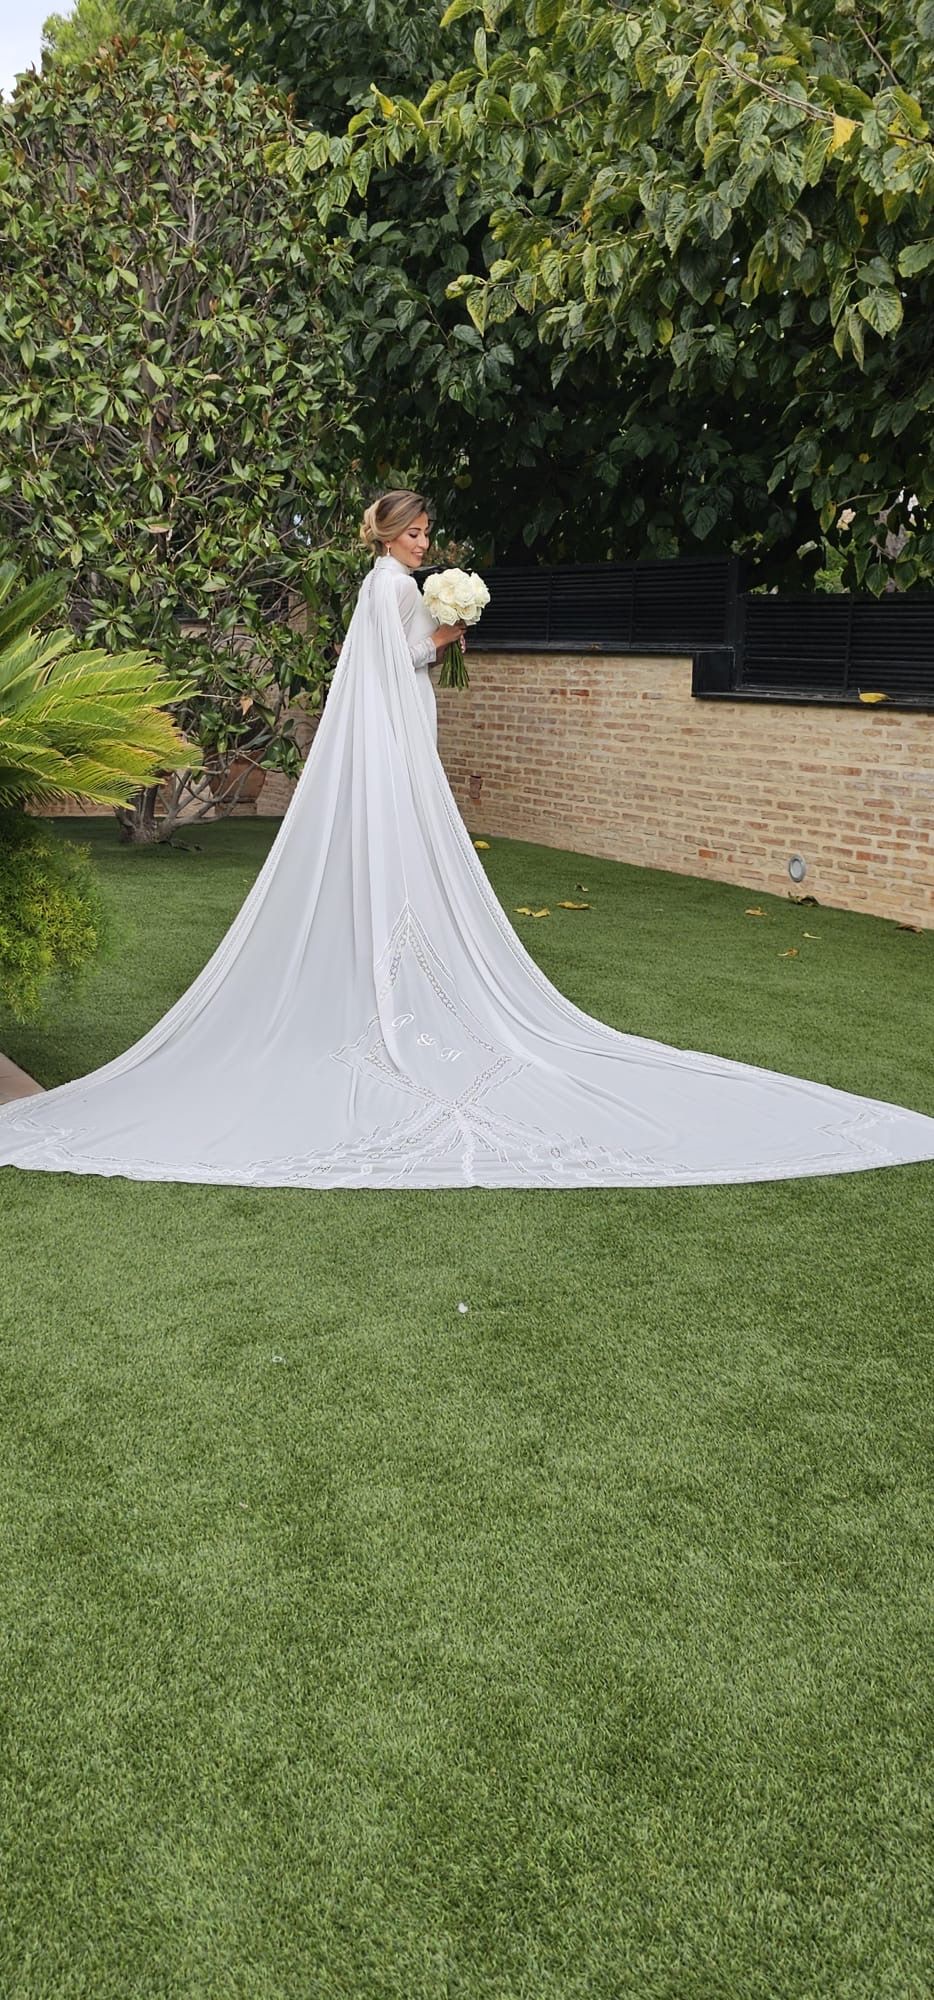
xmin=323 ymin=902 xmax=652 ymax=1179
xmin=331 ymin=902 xmax=525 ymax=1111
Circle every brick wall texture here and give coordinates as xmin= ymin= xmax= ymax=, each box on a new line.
xmin=34 ymin=651 xmax=934 ymax=930
xmin=431 ymin=653 xmax=933 ymax=930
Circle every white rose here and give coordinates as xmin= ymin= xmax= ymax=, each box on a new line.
xmin=423 ymin=568 xmax=490 ymax=628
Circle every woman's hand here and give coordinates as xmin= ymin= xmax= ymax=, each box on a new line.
xmin=432 ymin=621 xmax=467 ymax=658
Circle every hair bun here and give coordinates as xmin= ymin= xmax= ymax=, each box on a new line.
xmin=359 ymin=502 xmax=380 ymax=551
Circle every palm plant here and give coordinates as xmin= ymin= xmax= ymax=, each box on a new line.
xmin=0 ymin=562 xmax=202 ymax=813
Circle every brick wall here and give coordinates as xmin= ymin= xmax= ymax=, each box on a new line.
xmin=432 ymin=653 xmax=934 ymax=930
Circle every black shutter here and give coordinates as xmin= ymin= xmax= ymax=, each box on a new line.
xmin=426 ymin=557 xmax=737 ymax=652
xmin=732 ymin=593 xmax=934 ymax=706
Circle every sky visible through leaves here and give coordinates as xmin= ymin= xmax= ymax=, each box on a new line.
xmin=0 ymin=4 xmax=75 ymax=101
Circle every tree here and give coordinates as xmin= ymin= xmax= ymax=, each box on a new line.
xmin=40 ymin=1 xmax=123 ymax=70
xmin=51 ymin=3 xmax=934 ymax=584
xmin=332 ymin=0 xmax=934 ymax=589
xmin=45 ymin=2 xmax=531 ymax=556
xmin=0 ymin=33 xmax=363 ymax=842
xmin=43 ymin=5 xmax=639 ymax=565
xmin=40 ymin=0 xmax=207 ymax=69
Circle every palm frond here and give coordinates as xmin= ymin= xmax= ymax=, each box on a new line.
xmin=0 ymin=631 xmax=83 ymax=709
xmin=46 ymin=648 xmax=200 ymax=691
xmin=37 ymin=754 xmax=167 ymax=805
xmin=0 ymin=563 xmax=68 ymax=645
xmin=0 ymin=572 xmax=206 ymax=810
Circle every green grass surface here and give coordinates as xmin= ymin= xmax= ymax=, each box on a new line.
xmin=1 ymin=817 xmax=931 ymax=2000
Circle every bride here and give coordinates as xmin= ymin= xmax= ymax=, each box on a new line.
xmin=1 ymin=487 xmax=933 ymax=1188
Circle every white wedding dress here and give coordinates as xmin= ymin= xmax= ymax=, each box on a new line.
xmin=1 ymin=551 xmax=932 ymax=1189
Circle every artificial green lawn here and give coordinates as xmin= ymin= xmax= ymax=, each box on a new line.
xmin=1 ymin=817 xmax=931 ymax=2000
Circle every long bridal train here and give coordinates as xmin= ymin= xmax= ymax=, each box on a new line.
xmin=1 ymin=552 xmax=933 ymax=1189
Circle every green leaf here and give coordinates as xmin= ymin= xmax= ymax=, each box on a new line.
xmin=857 ymin=289 xmax=904 ymax=335
xmin=707 ymin=198 xmax=732 ymax=240
xmin=802 ymin=120 xmax=831 ymax=184
xmin=350 ymin=151 xmax=371 ymax=197
xmin=304 ymin=130 xmax=330 ymax=171
xmin=439 ymin=0 xmax=480 ymax=22
xmin=847 ymin=307 xmax=865 ymax=368
xmin=466 ymin=289 xmax=489 ymax=335
xmin=395 ymin=97 xmax=427 ymax=133
xmin=897 ymin=241 xmax=934 ymax=276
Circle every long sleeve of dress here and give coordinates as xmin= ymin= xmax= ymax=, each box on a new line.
xmin=393 ymin=570 xmax=437 ymax=671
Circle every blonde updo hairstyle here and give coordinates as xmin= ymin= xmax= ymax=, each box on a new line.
xmin=360 ymin=488 xmax=430 ymax=560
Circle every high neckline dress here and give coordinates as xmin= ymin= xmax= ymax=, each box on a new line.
xmin=375 ymin=554 xmax=439 ymax=743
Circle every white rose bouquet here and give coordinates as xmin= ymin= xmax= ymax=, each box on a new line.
xmin=422 ymin=567 xmax=491 ymax=689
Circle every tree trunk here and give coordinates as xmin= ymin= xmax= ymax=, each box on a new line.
xmin=113 ymin=784 xmax=164 ymax=843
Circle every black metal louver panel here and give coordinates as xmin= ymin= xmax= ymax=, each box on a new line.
xmin=848 ymin=597 xmax=934 ymax=697
xmin=547 ymin=565 xmax=637 ymax=646
xmin=418 ymin=557 xmax=737 ymax=652
xmin=467 ymin=565 xmax=551 ymax=647
xmin=740 ymin=596 xmax=853 ymax=694
xmin=736 ymin=592 xmax=934 ymax=704
xmin=629 ymin=559 xmax=734 ymax=648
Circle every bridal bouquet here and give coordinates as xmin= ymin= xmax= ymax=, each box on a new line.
xmin=422 ymin=568 xmax=490 ymax=689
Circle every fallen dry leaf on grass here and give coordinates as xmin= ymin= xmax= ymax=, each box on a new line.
xmin=780 ymin=947 xmax=800 ymax=958
xmin=803 ymin=931 xmax=821 ymax=940
xmin=745 ymin=907 xmax=767 ymax=918
xmin=473 ymin=839 xmax=491 ymax=850
xmin=513 ymin=906 xmax=550 ymax=918
xmin=575 ymin=883 xmax=589 ymax=892
xmin=556 ymin=900 xmax=591 ymax=910
xmin=896 ymin=922 xmax=923 ymax=933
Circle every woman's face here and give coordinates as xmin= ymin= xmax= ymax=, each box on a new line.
xmin=385 ymin=511 xmax=431 ymax=569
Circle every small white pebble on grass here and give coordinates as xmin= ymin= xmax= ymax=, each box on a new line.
xmin=457 ymin=1302 xmax=469 ymax=1315
xmin=270 ymin=1353 xmax=288 ymax=1363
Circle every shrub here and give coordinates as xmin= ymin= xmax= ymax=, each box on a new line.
xmin=0 ymin=809 xmax=111 ymax=1024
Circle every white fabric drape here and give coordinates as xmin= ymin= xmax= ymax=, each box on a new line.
xmin=1 ymin=552 xmax=933 ymax=1189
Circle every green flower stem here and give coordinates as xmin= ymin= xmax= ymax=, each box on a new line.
xmin=436 ymin=640 xmax=469 ymax=690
